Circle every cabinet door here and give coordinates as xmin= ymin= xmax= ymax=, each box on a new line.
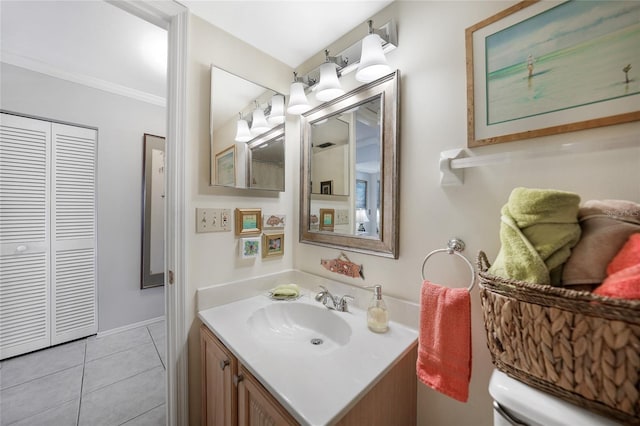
xmin=237 ymin=365 xmax=298 ymax=426
xmin=51 ymin=123 xmax=97 ymax=344
xmin=201 ymin=325 xmax=237 ymax=426
xmin=0 ymin=113 xmax=51 ymax=360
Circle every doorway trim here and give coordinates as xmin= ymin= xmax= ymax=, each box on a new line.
xmin=106 ymin=1 xmax=189 ymax=425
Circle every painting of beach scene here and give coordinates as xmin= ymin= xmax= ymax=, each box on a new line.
xmin=486 ymin=1 xmax=640 ymax=125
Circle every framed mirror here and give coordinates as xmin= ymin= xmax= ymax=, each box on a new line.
xmin=141 ymin=133 xmax=165 ymax=288
xmin=210 ymin=65 xmax=285 ymax=191
xmin=300 ymin=71 xmax=400 ymax=258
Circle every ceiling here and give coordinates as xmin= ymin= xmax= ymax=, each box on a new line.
xmin=181 ymin=1 xmax=394 ymax=68
xmin=0 ymin=1 xmax=393 ymax=102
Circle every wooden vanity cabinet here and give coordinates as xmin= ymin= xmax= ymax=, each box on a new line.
xmin=201 ymin=325 xmax=238 ymax=426
xmin=201 ymin=324 xmax=297 ymax=426
xmin=237 ymin=364 xmax=298 ymax=425
xmin=201 ymin=324 xmax=418 ymax=426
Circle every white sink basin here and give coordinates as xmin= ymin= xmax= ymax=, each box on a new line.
xmin=247 ymin=302 xmax=352 ymax=351
xmin=198 ymin=292 xmax=418 ymax=425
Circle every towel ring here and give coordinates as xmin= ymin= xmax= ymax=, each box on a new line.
xmin=421 ymin=238 xmax=476 ymax=292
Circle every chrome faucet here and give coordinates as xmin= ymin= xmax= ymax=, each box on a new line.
xmin=314 ymin=286 xmax=354 ymax=312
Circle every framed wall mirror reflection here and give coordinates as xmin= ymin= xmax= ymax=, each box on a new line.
xmin=141 ymin=133 xmax=165 ymax=289
xmin=209 ymin=65 xmax=285 ymax=191
xmin=300 ymin=71 xmax=400 ymax=258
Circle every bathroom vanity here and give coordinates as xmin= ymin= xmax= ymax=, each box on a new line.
xmin=197 ymin=270 xmax=419 ymax=425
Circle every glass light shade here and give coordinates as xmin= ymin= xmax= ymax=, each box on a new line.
xmin=315 ymin=62 xmax=344 ymax=102
xmin=355 ymin=33 xmax=391 ymax=83
xmin=356 ymin=209 xmax=369 ymax=223
xmin=250 ymin=109 xmax=271 ymax=135
xmin=235 ymin=119 xmax=252 ymax=142
xmin=267 ymin=94 xmax=285 ymax=125
xmin=287 ymin=82 xmax=311 ymax=115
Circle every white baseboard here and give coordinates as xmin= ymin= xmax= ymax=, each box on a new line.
xmin=97 ymin=316 xmax=165 ymax=338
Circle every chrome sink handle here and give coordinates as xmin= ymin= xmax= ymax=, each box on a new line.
xmin=337 ymin=295 xmax=354 ymax=312
xmin=314 ymin=286 xmax=336 ymax=307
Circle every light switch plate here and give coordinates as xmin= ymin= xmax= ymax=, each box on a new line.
xmin=196 ymin=208 xmax=217 ymax=233
xmin=196 ymin=208 xmax=231 ymax=233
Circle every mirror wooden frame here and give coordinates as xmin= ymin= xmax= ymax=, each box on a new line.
xmin=300 ymin=71 xmax=400 ymax=258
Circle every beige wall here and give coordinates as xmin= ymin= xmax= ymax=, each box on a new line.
xmin=185 ymin=14 xmax=294 ymax=424
xmin=186 ymin=3 xmax=640 ymax=425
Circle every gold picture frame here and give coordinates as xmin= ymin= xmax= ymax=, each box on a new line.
xmin=215 ymin=145 xmax=236 ymax=186
xmin=262 ymin=233 xmax=284 ymax=258
xmin=234 ymin=208 xmax=262 ymax=236
xmin=319 ymin=208 xmax=335 ymax=232
xmin=466 ymin=1 xmax=640 ymax=147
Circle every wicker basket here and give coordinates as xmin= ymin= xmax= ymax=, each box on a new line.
xmin=477 ymin=251 xmax=640 ymax=425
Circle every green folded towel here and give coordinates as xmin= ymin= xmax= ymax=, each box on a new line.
xmin=488 ymin=187 xmax=581 ymax=285
xmin=270 ymin=283 xmax=300 ymax=298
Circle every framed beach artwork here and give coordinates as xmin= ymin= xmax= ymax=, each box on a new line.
xmin=234 ymin=208 xmax=262 ymax=236
xmin=466 ymin=1 xmax=640 ymax=147
xmin=319 ymin=208 xmax=335 ymax=232
xmin=215 ymin=145 xmax=236 ymax=186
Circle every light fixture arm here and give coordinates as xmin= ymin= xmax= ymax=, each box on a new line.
xmin=290 ymin=19 xmax=396 ymax=94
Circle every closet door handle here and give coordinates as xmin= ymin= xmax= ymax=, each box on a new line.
xmin=219 ymin=359 xmax=230 ymax=370
xmin=16 ymin=245 xmax=28 ymax=252
xmin=233 ymin=373 xmax=244 ymax=387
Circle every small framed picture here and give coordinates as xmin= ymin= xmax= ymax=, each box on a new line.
xmin=319 ymin=208 xmax=335 ymax=232
xmin=263 ymin=233 xmax=284 ymax=258
xmin=239 ymin=237 xmax=260 ymax=259
xmin=320 ymin=180 xmax=333 ymax=195
xmin=234 ymin=208 xmax=262 ymax=236
xmin=215 ymin=145 xmax=235 ymax=186
xmin=263 ymin=214 xmax=286 ymax=229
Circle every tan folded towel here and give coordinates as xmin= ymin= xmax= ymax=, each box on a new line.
xmin=562 ymin=200 xmax=640 ymax=286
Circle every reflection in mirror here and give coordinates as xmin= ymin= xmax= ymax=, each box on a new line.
xmin=248 ymin=125 xmax=285 ymax=190
xmin=300 ymin=71 xmax=400 ymax=258
xmin=141 ymin=134 xmax=165 ymax=288
xmin=209 ymin=66 xmax=285 ymax=191
xmin=311 ymin=116 xmax=350 ymax=196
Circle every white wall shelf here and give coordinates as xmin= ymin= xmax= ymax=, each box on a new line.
xmin=439 ymin=134 xmax=639 ymax=186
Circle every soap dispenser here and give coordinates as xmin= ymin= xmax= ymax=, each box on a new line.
xmin=367 ymin=285 xmax=389 ymax=333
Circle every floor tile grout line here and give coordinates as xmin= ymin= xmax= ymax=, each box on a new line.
xmin=117 ymin=402 xmax=165 ymax=425
xmin=80 ymin=364 xmax=165 ymax=398
xmin=76 ymin=339 xmax=87 ymax=426
xmin=1 ymin=340 xmax=87 ymax=426
xmin=147 ymin=325 xmax=166 ymax=370
xmin=85 ymin=338 xmax=155 ymax=364
xmin=0 ymin=360 xmax=85 ymax=392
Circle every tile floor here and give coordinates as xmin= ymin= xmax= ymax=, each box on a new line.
xmin=0 ymin=320 xmax=166 ymax=426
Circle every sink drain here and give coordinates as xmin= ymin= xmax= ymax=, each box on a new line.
xmin=310 ymin=338 xmax=323 ymax=345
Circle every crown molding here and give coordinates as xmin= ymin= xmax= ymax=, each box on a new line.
xmin=1 ymin=50 xmax=166 ymax=107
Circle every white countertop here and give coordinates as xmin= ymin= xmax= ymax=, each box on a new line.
xmin=198 ymin=292 xmax=417 ymax=425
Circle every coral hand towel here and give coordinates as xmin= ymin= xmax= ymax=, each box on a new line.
xmin=416 ymin=280 xmax=471 ymax=402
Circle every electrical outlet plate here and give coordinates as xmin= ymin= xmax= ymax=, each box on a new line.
xmin=196 ymin=208 xmax=231 ymax=233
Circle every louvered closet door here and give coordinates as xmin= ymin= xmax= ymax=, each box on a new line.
xmin=51 ymin=123 xmax=97 ymax=344
xmin=0 ymin=113 xmax=51 ymax=359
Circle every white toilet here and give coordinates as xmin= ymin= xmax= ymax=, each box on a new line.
xmin=489 ymin=369 xmax=622 ymax=426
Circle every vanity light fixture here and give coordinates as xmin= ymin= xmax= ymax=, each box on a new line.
xmin=356 ymin=209 xmax=369 ymax=232
xmin=315 ymin=50 xmax=346 ymax=102
xmin=267 ymin=94 xmax=285 ymax=125
xmin=234 ymin=113 xmax=252 ymax=142
xmin=355 ymin=20 xmax=391 ymax=83
xmin=286 ymin=20 xmax=396 ymax=114
xmin=286 ymin=72 xmax=312 ymax=115
xmin=250 ymin=101 xmax=271 ymax=136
